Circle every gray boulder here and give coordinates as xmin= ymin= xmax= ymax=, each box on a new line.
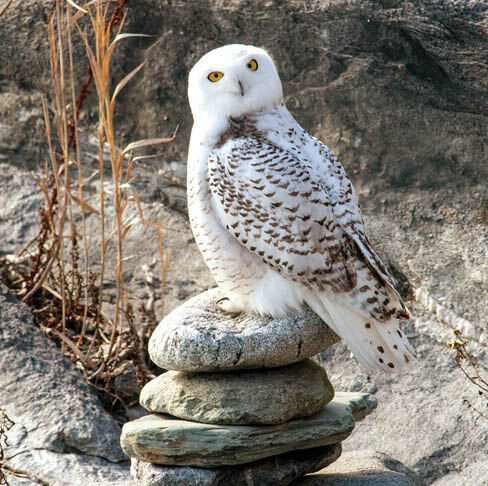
xmin=430 ymin=456 xmax=488 ymax=485
xmin=149 ymin=287 xmax=339 ymax=372
xmin=0 ymin=163 xmax=45 ymax=258
xmin=130 ymin=443 xmax=341 ymax=486
xmin=0 ymin=283 xmax=133 ymax=485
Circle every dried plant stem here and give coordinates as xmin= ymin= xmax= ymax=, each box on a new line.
xmin=21 ymin=250 xmax=57 ymax=303
xmin=80 ymin=3 xmax=127 ymax=363
xmin=98 ymin=128 xmax=106 ymax=323
xmin=0 ymin=0 xmax=13 ymax=17
xmin=0 ymin=463 xmax=50 ymax=486
xmin=67 ymin=4 xmax=90 ymax=347
xmin=41 ymin=325 xmax=92 ymax=366
xmin=1 ymin=0 xmax=173 ymax=414
xmin=47 ymin=3 xmax=70 ymax=351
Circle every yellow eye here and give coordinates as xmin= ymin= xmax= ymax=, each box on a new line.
xmin=246 ymin=59 xmax=258 ymax=71
xmin=208 ymin=71 xmax=224 ymax=82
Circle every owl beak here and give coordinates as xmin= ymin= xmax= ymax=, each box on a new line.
xmin=229 ymin=78 xmax=244 ymax=97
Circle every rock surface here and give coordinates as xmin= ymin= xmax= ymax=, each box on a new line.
xmin=3 ymin=450 xmax=135 ymax=486
xmin=319 ymin=318 xmax=488 ymax=485
xmin=430 ymin=455 xmax=488 ymax=486
xmin=130 ymin=443 xmax=342 ymax=486
xmin=0 ymin=283 xmax=134 ymax=485
xmin=121 ymin=392 xmax=376 ymax=467
xmin=140 ymin=359 xmax=334 ymax=424
xmin=149 ymin=288 xmax=339 ymax=372
xmin=295 ymin=450 xmax=422 ymax=485
xmin=1 ymin=0 xmax=488 ymax=483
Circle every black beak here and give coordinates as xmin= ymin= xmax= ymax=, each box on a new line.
xmin=238 ymin=80 xmax=244 ymax=96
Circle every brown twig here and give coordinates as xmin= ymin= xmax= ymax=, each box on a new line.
xmin=0 ymin=0 xmax=13 ymax=17
xmin=0 ymin=463 xmax=49 ymax=486
xmin=448 ymin=330 xmax=488 ymax=421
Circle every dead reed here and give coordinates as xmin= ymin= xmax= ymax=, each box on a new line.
xmin=0 ymin=0 xmax=172 ymax=415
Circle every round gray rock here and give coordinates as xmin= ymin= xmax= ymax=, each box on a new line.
xmin=140 ymin=359 xmax=334 ymax=425
xmin=120 ymin=392 xmax=377 ymax=467
xmin=149 ymin=288 xmax=339 ymax=372
xmin=130 ymin=443 xmax=342 ymax=486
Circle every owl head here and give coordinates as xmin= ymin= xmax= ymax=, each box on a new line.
xmin=188 ymin=44 xmax=283 ymax=121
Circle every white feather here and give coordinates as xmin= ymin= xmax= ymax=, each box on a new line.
xmin=187 ymin=44 xmax=416 ymax=373
xmin=306 ymin=293 xmax=414 ymax=372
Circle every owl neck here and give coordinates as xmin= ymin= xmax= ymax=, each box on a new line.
xmin=192 ymin=102 xmax=291 ymax=150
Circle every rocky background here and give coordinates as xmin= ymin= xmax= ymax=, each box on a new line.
xmin=1 ymin=0 xmax=488 ymax=485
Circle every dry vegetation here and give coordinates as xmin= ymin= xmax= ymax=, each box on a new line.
xmin=1 ymin=0 xmax=171 ymax=417
xmin=448 ymin=330 xmax=488 ymax=422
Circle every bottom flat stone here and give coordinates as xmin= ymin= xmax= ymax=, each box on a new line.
xmin=121 ymin=392 xmax=376 ymax=467
xmin=131 ymin=443 xmax=342 ymax=486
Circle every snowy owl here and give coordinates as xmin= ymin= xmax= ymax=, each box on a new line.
xmin=187 ymin=44 xmax=415 ymax=371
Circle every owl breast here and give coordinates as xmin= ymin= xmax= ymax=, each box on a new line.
xmin=186 ymin=111 xmax=307 ymax=316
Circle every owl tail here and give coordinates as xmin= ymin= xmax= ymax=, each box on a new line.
xmin=305 ymin=294 xmax=415 ymax=372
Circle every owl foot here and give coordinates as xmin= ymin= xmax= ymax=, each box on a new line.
xmin=216 ymin=297 xmax=244 ymax=315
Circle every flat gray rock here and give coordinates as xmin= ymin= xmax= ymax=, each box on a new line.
xmin=131 ymin=443 xmax=341 ymax=486
xmin=149 ymin=288 xmax=339 ymax=372
xmin=120 ymin=392 xmax=376 ymax=467
xmin=295 ymin=450 xmax=422 ymax=485
xmin=140 ymin=359 xmax=334 ymax=424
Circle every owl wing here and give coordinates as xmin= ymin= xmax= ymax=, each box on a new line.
xmin=208 ymin=132 xmax=409 ymax=323
xmin=302 ymin=132 xmax=401 ymax=296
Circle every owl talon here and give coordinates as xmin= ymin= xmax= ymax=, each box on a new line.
xmin=216 ymin=297 xmax=244 ymax=315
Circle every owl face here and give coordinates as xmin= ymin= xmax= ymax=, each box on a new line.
xmin=188 ymin=44 xmax=283 ymax=121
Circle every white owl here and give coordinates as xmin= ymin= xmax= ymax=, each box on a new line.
xmin=186 ymin=44 xmax=415 ymax=371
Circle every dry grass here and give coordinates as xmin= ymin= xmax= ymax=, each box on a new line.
xmin=1 ymin=0 xmax=172 ymax=415
xmin=448 ymin=330 xmax=488 ymax=422
xmin=0 ymin=0 xmax=13 ymax=17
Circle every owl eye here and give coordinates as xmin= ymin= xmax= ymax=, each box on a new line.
xmin=208 ymin=71 xmax=224 ymax=82
xmin=246 ymin=59 xmax=258 ymax=71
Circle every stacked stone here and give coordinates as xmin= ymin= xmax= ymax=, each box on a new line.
xmin=120 ymin=288 xmax=377 ymax=486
